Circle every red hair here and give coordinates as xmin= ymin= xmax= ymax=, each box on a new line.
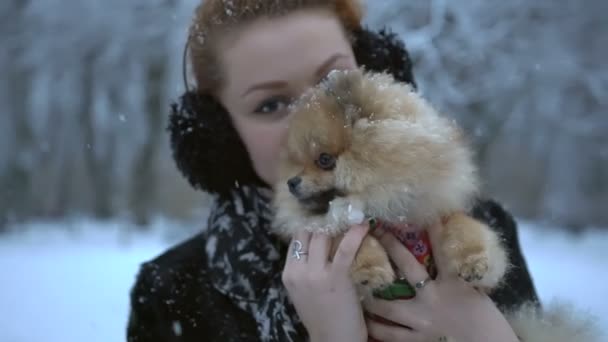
xmin=187 ymin=0 xmax=364 ymax=92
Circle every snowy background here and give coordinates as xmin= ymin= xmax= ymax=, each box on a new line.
xmin=1 ymin=0 xmax=606 ymax=341
xmin=0 ymin=219 xmax=606 ymax=342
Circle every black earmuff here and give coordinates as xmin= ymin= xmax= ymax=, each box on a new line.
xmin=351 ymin=27 xmax=417 ymax=90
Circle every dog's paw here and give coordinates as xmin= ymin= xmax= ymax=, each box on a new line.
xmin=350 ymin=235 xmax=395 ymax=291
xmin=351 ymin=263 xmax=395 ymax=291
xmin=457 ymin=252 xmax=489 ymax=283
xmin=455 ymin=251 xmax=507 ymax=290
xmin=440 ymin=213 xmax=509 ymax=291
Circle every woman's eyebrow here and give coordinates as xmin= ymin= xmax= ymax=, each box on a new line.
xmin=241 ymin=53 xmax=349 ymax=97
xmin=315 ymin=53 xmax=350 ymax=78
xmin=242 ymin=80 xmax=288 ymax=97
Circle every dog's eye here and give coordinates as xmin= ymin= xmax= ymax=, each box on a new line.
xmin=316 ymin=153 xmax=336 ymax=170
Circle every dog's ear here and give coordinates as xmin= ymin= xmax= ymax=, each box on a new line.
xmin=319 ymin=69 xmax=365 ymax=125
xmin=320 ymin=69 xmax=364 ymax=99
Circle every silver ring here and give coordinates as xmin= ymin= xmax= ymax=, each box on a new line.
xmin=289 ymin=240 xmax=308 ymax=260
xmin=414 ymin=276 xmax=432 ymax=290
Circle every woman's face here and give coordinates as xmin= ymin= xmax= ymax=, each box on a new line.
xmin=217 ymin=9 xmax=357 ymax=186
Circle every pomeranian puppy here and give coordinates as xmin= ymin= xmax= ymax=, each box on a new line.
xmin=271 ymin=68 xmax=509 ymax=294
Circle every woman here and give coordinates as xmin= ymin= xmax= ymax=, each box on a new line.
xmin=127 ymin=1 xmax=598 ymax=341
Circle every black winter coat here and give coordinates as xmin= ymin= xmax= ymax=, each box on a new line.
xmin=126 ymin=199 xmax=539 ymax=342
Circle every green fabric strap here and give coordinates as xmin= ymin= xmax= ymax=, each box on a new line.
xmin=372 ymin=278 xmax=416 ymax=300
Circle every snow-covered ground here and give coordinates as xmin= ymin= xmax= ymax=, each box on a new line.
xmin=0 ymin=218 xmax=606 ymax=342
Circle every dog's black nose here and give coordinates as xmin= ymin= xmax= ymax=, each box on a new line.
xmin=287 ymin=177 xmax=302 ymax=194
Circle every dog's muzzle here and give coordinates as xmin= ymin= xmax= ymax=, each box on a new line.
xmin=287 ymin=178 xmax=343 ymax=215
xmin=287 ymin=176 xmax=302 ymax=196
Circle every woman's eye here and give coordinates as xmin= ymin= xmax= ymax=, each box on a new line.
xmin=253 ymin=96 xmax=290 ymax=114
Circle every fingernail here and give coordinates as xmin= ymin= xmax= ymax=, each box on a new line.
xmin=368 ymin=217 xmax=385 ymax=237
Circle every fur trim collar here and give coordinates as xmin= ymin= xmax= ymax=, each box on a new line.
xmin=506 ymin=302 xmax=605 ymax=342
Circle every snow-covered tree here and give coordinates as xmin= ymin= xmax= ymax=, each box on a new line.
xmin=1 ymin=0 xmax=606 ymax=229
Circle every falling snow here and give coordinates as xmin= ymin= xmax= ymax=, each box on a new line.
xmin=172 ymin=320 xmax=183 ymax=336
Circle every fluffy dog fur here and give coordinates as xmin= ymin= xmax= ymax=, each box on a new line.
xmin=271 ymin=68 xmax=509 ymax=293
xmin=505 ymin=301 xmax=605 ymax=342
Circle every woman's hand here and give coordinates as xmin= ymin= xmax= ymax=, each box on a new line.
xmin=364 ymin=222 xmax=520 ymax=342
xmin=282 ymin=224 xmax=369 ymax=342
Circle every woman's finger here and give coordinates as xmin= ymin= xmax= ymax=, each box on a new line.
xmin=366 ymin=318 xmax=424 ymax=342
xmin=363 ymin=297 xmax=428 ymax=331
xmin=374 ymin=229 xmax=430 ymax=288
xmin=307 ymin=232 xmax=331 ymax=267
xmin=284 ymin=230 xmax=313 ymax=267
xmin=331 ymin=224 xmax=369 ymax=272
